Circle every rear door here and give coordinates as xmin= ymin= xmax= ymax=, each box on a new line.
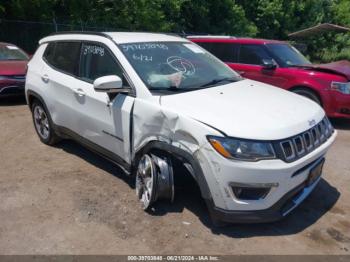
xmin=71 ymin=42 xmax=135 ymax=162
xmin=41 ymin=41 xmax=82 ymax=129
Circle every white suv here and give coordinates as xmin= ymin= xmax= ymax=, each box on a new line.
xmin=25 ymin=32 xmax=336 ymax=224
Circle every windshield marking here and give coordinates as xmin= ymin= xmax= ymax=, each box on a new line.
xmin=119 ymin=42 xmax=241 ymax=92
xmin=121 ymin=43 xmax=169 ymax=52
xmin=132 ymin=54 xmax=153 ymax=62
xmin=167 ymin=56 xmax=195 ymax=76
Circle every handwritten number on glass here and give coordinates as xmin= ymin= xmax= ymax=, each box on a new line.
xmin=83 ymin=45 xmax=105 ymax=56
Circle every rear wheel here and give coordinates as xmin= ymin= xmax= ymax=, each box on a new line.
xmin=292 ymin=88 xmax=321 ymax=105
xmin=31 ymin=100 xmax=60 ymax=145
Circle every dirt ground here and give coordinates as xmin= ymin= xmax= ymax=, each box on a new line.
xmin=0 ymin=97 xmax=349 ymax=255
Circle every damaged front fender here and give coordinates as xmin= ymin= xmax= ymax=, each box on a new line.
xmin=131 ymin=98 xmax=227 ymax=207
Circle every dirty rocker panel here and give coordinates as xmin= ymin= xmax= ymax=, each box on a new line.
xmin=54 ymin=125 xmax=132 ymax=173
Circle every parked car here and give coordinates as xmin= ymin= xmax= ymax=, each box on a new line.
xmin=188 ymin=36 xmax=350 ymax=119
xmin=25 ymin=32 xmax=336 ymax=225
xmin=0 ymin=42 xmax=29 ymax=97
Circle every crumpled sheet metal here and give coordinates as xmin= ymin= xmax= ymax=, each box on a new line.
xmin=131 ymin=98 xmax=227 ymax=209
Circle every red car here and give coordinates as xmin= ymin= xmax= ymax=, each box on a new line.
xmin=189 ymin=36 xmax=350 ymax=119
xmin=0 ymin=42 xmax=29 ymax=97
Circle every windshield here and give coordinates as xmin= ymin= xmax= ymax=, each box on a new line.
xmin=119 ymin=42 xmax=241 ymax=91
xmin=0 ymin=45 xmax=28 ymax=61
xmin=266 ymin=43 xmax=311 ymax=67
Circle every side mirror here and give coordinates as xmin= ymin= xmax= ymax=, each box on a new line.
xmin=261 ymin=59 xmax=277 ymax=70
xmin=93 ymin=75 xmax=129 ymax=93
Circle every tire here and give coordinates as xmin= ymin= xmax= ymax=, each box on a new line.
xmin=292 ymin=88 xmax=321 ymax=105
xmin=31 ymin=100 xmax=60 ymax=145
xmin=135 ymin=154 xmax=157 ymax=211
xmin=135 ymin=153 xmax=174 ymax=211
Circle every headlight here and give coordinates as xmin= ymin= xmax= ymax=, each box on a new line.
xmin=207 ymin=136 xmax=276 ymax=161
xmin=331 ymin=82 xmax=350 ymax=95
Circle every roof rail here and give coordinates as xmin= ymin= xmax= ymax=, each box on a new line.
xmin=186 ymin=35 xmax=236 ymax=39
xmin=49 ymin=31 xmax=113 ymax=40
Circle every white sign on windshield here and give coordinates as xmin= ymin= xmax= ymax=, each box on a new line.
xmin=183 ymin=44 xmax=205 ymax=54
xmin=6 ymin=46 xmax=19 ymax=50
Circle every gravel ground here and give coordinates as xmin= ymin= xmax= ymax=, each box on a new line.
xmin=0 ymin=97 xmax=349 ymax=255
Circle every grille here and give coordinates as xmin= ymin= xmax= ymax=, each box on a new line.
xmin=275 ymin=117 xmax=334 ymax=162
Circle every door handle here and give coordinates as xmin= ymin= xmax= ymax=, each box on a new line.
xmin=237 ymin=71 xmax=246 ymax=75
xmin=73 ymin=88 xmax=86 ymax=97
xmin=41 ymin=74 xmax=49 ymax=83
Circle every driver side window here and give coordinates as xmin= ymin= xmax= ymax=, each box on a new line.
xmin=79 ymin=42 xmax=128 ymax=86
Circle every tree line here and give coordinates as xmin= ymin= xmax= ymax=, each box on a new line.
xmin=1 ymin=0 xmax=350 ymax=62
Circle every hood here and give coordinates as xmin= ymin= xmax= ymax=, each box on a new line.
xmin=302 ymin=60 xmax=350 ymax=80
xmin=160 ymin=79 xmax=325 ymax=140
xmin=0 ymin=60 xmax=28 ymax=76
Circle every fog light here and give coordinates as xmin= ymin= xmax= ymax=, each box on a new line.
xmin=232 ymin=187 xmax=270 ymax=200
xmin=230 ymin=182 xmax=278 ymax=200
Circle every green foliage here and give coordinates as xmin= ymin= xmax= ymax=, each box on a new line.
xmin=305 ymin=33 xmax=350 ymax=63
xmin=176 ymin=0 xmax=257 ymax=36
xmin=0 ymin=0 xmax=350 ymax=62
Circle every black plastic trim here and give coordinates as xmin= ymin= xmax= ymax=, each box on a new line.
xmin=206 ymin=180 xmax=310 ymax=224
xmin=48 ymin=31 xmax=114 ymax=40
xmin=54 ymin=125 xmax=131 ymax=173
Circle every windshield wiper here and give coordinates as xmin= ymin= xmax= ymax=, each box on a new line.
xmin=199 ymin=77 xmax=237 ymax=88
xmin=149 ymin=77 xmax=238 ymax=92
xmin=148 ymin=86 xmax=179 ymax=91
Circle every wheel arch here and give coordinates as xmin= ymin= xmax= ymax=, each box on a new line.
xmin=289 ymin=85 xmax=323 ymax=106
xmin=26 ymin=90 xmax=59 ymax=134
xmin=133 ymin=140 xmax=212 ymax=201
xmin=26 ymin=90 xmax=46 ymax=110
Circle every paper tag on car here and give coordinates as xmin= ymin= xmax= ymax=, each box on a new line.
xmin=183 ymin=44 xmax=205 ymax=53
xmin=6 ymin=46 xmax=19 ymax=50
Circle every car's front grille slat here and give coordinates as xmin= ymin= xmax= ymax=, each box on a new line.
xmin=275 ymin=117 xmax=334 ymax=163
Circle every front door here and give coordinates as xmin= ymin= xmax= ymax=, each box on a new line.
xmin=71 ymin=42 xmax=135 ymax=163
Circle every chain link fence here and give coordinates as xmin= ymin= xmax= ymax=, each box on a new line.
xmin=0 ymin=19 xmax=115 ymax=54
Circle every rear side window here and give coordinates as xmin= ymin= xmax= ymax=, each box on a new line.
xmin=196 ymin=42 xmax=237 ymax=63
xmin=79 ymin=43 xmax=124 ymax=83
xmin=238 ymin=44 xmax=271 ymax=65
xmin=43 ymin=43 xmax=55 ymax=64
xmin=43 ymin=42 xmax=81 ymax=75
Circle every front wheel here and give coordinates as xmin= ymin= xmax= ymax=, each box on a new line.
xmin=135 ymin=153 xmax=174 ymax=211
xmin=31 ymin=100 xmax=60 ymax=145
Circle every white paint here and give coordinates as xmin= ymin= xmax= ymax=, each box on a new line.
xmin=160 ymin=79 xmax=325 ymax=140
xmin=28 ymin=32 xmax=336 ymax=215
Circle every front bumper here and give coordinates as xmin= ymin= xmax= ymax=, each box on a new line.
xmin=328 ymin=91 xmax=350 ymax=119
xmin=207 ymin=164 xmax=322 ymax=223
xmin=196 ymin=131 xmax=336 ymax=223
